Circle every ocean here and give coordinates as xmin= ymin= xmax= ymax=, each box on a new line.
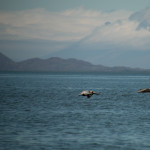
xmin=0 ymin=72 xmax=150 ymax=150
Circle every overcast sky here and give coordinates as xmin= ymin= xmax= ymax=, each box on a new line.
xmin=0 ymin=0 xmax=150 ymax=68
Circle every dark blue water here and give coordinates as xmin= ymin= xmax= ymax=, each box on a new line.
xmin=1 ymin=72 xmax=150 ymax=150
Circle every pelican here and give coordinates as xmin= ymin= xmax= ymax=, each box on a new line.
xmin=79 ymin=90 xmax=99 ymax=98
xmin=137 ymin=88 xmax=150 ymax=93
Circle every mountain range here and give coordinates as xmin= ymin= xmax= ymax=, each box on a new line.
xmin=0 ymin=52 xmax=150 ymax=73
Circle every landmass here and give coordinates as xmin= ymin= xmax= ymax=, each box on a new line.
xmin=0 ymin=52 xmax=150 ymax=73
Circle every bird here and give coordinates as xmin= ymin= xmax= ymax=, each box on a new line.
xmin=137 ymin=88 xmax=150 ymax=93
xmin=79 ymin=90 xmax=99 ymax=98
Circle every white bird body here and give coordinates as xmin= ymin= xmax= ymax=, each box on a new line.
xmin=79 ymin=90 xmax=99 ymax=98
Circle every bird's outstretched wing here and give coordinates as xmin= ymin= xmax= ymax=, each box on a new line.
xmin=87 ymin=95 xmax=92 ymax=98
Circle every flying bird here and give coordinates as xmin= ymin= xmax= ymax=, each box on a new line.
xmin=79 ymin=90 xmax=99 ymax=98
xmin=137 ymin=88 xmax=150 ymax=93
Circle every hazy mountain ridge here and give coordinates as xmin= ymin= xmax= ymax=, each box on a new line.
xmin=0 ymin=52 xmax=150 ymax=73
xmin=0 ymin=52 xmax=17 ymax=70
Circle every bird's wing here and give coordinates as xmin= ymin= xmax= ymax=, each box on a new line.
xmin=81 ymin=90 xmax=89 ymax=94
xmin=87 ymin=95 xmax=92 ymax=98
xmin=79 ymin=91 xmax=85 ymax=95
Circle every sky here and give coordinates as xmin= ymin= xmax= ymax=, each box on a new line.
xmin=0 ymin=0 xmax=150 ymax=69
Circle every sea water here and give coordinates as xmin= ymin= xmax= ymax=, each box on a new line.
xmin=0 ymin=72 xmax=150 ymax=150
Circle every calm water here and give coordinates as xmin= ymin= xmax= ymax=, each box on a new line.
xmin=1 ymin=72 xmax=150 ymax=150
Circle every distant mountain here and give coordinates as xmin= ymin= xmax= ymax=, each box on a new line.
xmin=0 ymin=52 xmax=150 ymax=73
xmin=17 ymin=57 xmax=106 ymax=72
xmin=0 ymin=52 xmax=17 ymax=71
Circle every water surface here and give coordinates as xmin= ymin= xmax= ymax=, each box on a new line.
xmin=1 ymin=72 xmax=150 ymax=150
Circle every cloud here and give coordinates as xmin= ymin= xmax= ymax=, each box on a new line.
xmin=0 ymin=8 xmax=132 ymax=41
xmin=0 ymin=7 xmax=150 ymax=67
xmin=129 ymin=7 xmax=150 ymax=31
xmin=0 ymin=8 xmax=99 ymax=41
xmin=0 ymin=7 xmax=150 ymax=49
